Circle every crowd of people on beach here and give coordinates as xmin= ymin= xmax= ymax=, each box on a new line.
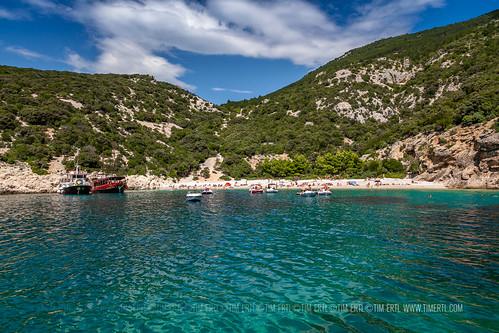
xmin=162 ymin=178 xmax=432 ymax=191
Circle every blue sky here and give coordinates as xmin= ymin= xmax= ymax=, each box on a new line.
xmin=0 ymin=0 xmax=497 ymax=104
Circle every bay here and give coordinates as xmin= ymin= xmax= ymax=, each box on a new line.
xmin=0 ymin=190 xmax=497 ymax=332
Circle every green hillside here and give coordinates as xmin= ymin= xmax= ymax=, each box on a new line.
xmin=0 ymin=11 xmax=497 ymax=180
xmin=0 ymin=67 xmax=223 ymax=177
xmin=219 ymin=10 xmax=498 ymax=177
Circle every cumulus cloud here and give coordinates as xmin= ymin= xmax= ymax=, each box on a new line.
xmin=26 ymin=0 xmax=444 ymax=88
xmin=66 ymin=38 xmax=192 ymax=89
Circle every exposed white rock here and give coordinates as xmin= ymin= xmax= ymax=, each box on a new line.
xmin=182 ymin=154 xmax=225 ymax=182
xmin=403 ymin=93 xmax=417 ymax=109
xmin=116 ymin=104 xmax=137 ymax=120
xmin=286 ymin=110 xmax=301 ymax=117
xmin=335 ymin=102 xmax=352 ymax=112
xmin=441 ymin=60 xmax=454 ymax=68
xmin=48 ymin=156 xmax=65 ymax=174
xmin=127 ymin=175 xmax=169 ymax=190
xmin=427 ymin=51 xmax=448 ymax=65
xmin=59 ymin=98 xmax=83 ymax=109
xmin=45 ymin=128 xmax=55 ymax=140
xmin=15 ymin=116 xmax=28 ymax=127
xmin=85 ymin=116 xmax=104 ymax=134
xmin=0 ymin=162 xmax=61 ymax=194
xmin=315 ymin=98 xmax=327 ymax=109
xmin=429 ymin=78 xmax=462 ymax=105
xmin=188 ymin=95 xmax=220 ymax=113
xmin=369 ymin=67 xmax=418 ymax=86
xmin=136 ymin=121 xmax=182 ymax=138
xmin=335 ymin=69 xmax=352 ymax=80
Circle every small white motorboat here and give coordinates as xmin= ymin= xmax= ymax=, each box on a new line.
xmin=202 ymin=188 xmax=213 ymax=195
xmin=266 ymin=184 xmax=278 ymax=193
xmin=317 ymin=188 xmax=332 ymax=196
xmin=186 ymin=192 xmax=202 ymax=202
xmin=299 ymin=190 xmax=317 ymax=197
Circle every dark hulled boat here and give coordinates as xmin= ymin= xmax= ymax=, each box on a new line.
xmin=91 ymin=175 xmax=127 ymax=193
xmin=57 ymin=165 xmax=92 ymax=195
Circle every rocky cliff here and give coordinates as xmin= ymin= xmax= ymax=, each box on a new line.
xmin=374 ymin=119 xmax=498 ymax=188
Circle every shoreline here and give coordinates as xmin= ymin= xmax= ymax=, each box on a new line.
xmin=5 ymin=177 xmax=499 ymax=195
xmin=151 ymin=178 xmax=449 ymax=191
xmin=1 ymin=161 xmax=497 ymax=195
xmin=0 ymin=176 xmax=458 ymax=195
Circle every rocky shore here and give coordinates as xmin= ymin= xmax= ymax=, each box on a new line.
xmin=374 ymin=119 xmax=499 ymax=189
xmin=0 ymin=162 xmax=172 ymax=194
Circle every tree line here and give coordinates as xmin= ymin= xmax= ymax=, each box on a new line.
xmin=221 ymin=150 xmax=405 ymax=180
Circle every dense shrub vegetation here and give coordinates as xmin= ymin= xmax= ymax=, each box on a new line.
xmin=0 ymin=11 xmax=497 ymax=179
xmin=0 ymin=67 xmax=222 ymax=176
xmin=237 ymin=151 xmax=405 ymax=179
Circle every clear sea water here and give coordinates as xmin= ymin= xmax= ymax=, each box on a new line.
xmin=0 ymin=190 xmax=497 ymax=332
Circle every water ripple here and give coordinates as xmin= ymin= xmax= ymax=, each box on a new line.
xmin=0 ymin=190 xmax=497 ymax=332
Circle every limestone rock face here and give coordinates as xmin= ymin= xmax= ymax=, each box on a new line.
xmin=0 ymin=162 xmax=170 ymax=194
xmin=374 ymin=119 xmax=498 ymax=189
xmin=0 ymin=162 xmax=60 ymax=194
xmin=126 ymin=175 xmax=168 ymax=190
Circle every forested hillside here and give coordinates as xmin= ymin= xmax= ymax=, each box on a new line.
xmin=0 ymin=10 xmax=497 ymax=182
xmin=0 ymin=67 xmax=223 ymax=177
xmin=219 ymin=10 xmax=498 ymax=178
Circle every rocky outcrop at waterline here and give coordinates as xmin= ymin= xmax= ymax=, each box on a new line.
xmin=0 ymin=162 xmax=61 ymax=194
xmin=0 ymin=162 xmax=171 ymax=194
xmin=374 ymin=119 xmax=499 ymax=189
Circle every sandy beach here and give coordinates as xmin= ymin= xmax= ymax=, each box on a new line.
xmin=153 ymin=178 xmax=447 ymax=191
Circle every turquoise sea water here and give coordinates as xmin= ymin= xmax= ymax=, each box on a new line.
xmin=0 ymin=190 xmax=498 ymax=332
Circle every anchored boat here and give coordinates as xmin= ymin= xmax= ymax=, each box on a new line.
xmin=266 ymin=183 xmax=278 ymax=193
xmin=299 ymin=190 xmax=317 ymax=197
xmin=202 ymin=188 xmax=213 ymax=195
xmin=57 ymin=165 xmax=92 ymax=195
xmin=186 ymin=192 xmax=202 ymax=202
xmin=318 ymin=185 xmax=332 ymax=196
xmin=249 ymin=184 xmax=264 ymax=194
xmin=92 ymin=175 xmax=127 ymax=193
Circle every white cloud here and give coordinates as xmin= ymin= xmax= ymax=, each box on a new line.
xmin=0 ymin=7 xmax=28 ymax=20
xmin=0 ymin=8 xmax=16 ymax=19
xmin=22 ymin=0 xmax=71 ymax=15
xmin=212 ymin=87 xmax=253 ymax=94
xmin=66 ymin=38 xmax=192 ymax=90
xmin=5 ymin=46 xmax=45 ymax=59
xmin=26 ymin=0 xmax=444 ymax=89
